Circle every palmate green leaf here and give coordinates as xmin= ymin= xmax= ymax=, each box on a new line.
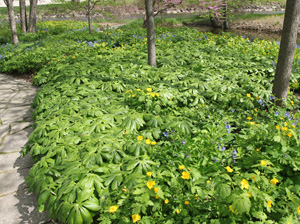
xmin=232 ymin=194 xmax=251 ymax=214
xmin=216 ymin=183 xmax=231 ymax=199
xmin=82 ymin=197 xmax=101 ymax=211
xmin=122 ymin=113 xmax=145 ymax=131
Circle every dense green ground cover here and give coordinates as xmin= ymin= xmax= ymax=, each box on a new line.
xmin=1 ymin=20 xmax=300 ymax=223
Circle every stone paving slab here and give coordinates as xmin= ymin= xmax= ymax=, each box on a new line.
xmin=0 ymin=129 xmax=30 ymax=153
xmin=0 ymin=186 xmax=50 ymax=224
xmin=0 ymin=168 xmax=30 ymax=195
xmin=0 ymin=153 xmax=34 ymax=173
xmin=0 ymin=73 xmax=49 ymax=223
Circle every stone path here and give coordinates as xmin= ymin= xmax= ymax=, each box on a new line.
xmin=0 ymin=73 xmax=50 ymax=224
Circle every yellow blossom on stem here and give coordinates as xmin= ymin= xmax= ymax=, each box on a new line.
xmin=270 ymin=178 xmax=279 ymax=185
xmin=146 ymin=139 xmax=151 ymax=144
xmin=154 ymin=187 xmax=160 ymax=193
xmin=261 ymin=160 xmax=267 ymax=166
xmin=155 ymin=195 xmax=159 ymax=199
xmin=137 ymin=136 xmax=143 ymax=141
xmin=246 ymin=117 xmax=252 ymax=120
xmin=185 ymin=201 xmax=189 ymax=205
xmin=248 ymin=192 xmax=251 ymax=198
xmin=109 ymin=205 xmax=118 ymax=213
xmin=241 ymin=179 xmax=249 ymax=190
xmin=165 ymin=199 xmax=169 ymax=204
xmin=225 ymin=166 xmax=233 ymax=173
xmin=297 ymin=207 xmax=300 ymax=215
xmin=276 ymin=125 xmax=280 ymax=130
xmin=146 ymin=172 xmax=152 ymax=177
xmin=282 ymin=127 xmax=288 ymax=131
xmin=156 ymin=93 xmax=159 ymax=97
xmin=132 ymin=214 xmax=141 ymax=223
xmin=151 ymin=141 xmax=156 ymax=145
xmin=256 ymin=149 xmax=260 ymax=151
xmin=267 ymin=200 xmax=272 ymax=208
xmin=151 ymin=93 xmax=156 ymax=97
xmin=176 ymin=209 xmax=180 ymax=214
xmin=247 ymin=93 xmax=251 ymax=97
xmin=146 ymin=87 xmax=152 ymax=92
xmin=136 ymin=89 xmax=141 ymax=91
xmin=181 ymin=171 xmax=190 ymax=179
xmin=251 ymin=175 xmax=256 ymax=180
xmin=229 ymin=205 xmax=236 ymax=213
xmin=179 ymin=165 xmax=185 ymax=170
xmin=288 ymin=133 xmax=292 ymax=137
xmin=146 ymin=180 xmax=155 ymax=189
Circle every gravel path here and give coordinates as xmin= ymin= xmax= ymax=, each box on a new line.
xmin=0 ymin=73 xmax=49 ymax=224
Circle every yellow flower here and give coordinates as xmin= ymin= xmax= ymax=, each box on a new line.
xmin=109 ymin=205 xmax=118 ymax=213
xmin=179 ymin=165 xmax=185 ymax=170
xmin=137 ymin=136 xmax=143 ymax=141
xmin=282 ymin=127 xmax=288 ymax=131
xmin=147 ymin=87 xmax=152 ymax=92
xmin=247 ymin=93 xmax=251 ymax=97
xmin=154 ymin=187 xmax=160 ymax=193
xmin=241 ymin=179 xmax=249 ymax=190
xmin=297 ymin=207 xmax=300 ymax=215
xmin=146 ymin=180 xmax=155 ymax=189
xmin=291 ymin=101 xmax=294 ymax=105
xmin=267 ymin=200 xmax=272 ymax=208
xmin=247 ymin=192 xmax=251 ymax=198
xmin=165 ymin=199 xmax=169 ymax=204
xmin=288 ymin=133 xmax=292 ymax=137
xmin=72 ymin=56 xmax=76 ymax=59
xmin=292 ymin=125 xmax=296 ymax=128
xmin=254 ymin=108 xmax=258 ymax=112
xmin=225 ymin=166 xmax=233 ymax=173
xmin=251 ymin=175 xmax=256 ymax=179
xmin=136 ymin=89 xmax=141 ymax=91
xmin=181 ymin=171 xmax=190 ymax=179
xmin=256 ymin=96 xmax=259 ymax=100
xmin=276 ymin=125 xmax=280 ymax=130
xmin=155 ymin=194 xmax=159 ymax=199
xmin=270 ymin=178 xmax=279 ymax=185
xmin=176 ymin=209 xmax=180 ymax=214
xmin=229 ymin=205 xmax=236 ymax=213
xmin=156 ymin=93 xmax=159 ymax=97
xmin=249 ymin=122 xmax=255 ymax=125
xmin=146 ymin=172 xmax=152 ymax=177
xmin=132 ymin=94 xmax=136 ymax=97
xmin=256 ymin=149 xmax=260 ymax=151
xmin=132 ymin=214 xmax=141 ymax=223
xmin=246 ymin=117 xmax=252 ymax=120
xmin=151 ymin=141 xmax=156 ymax=145
xmin=202 ymin=104 xmax=205 ymax=107
xmin=146 ymin=139 xmax=151 ymax=144
xmin=280 ymin=117 xmax=284 ymax=120
xmin=185 ymin=201 xmax=189 ymax=205
xmin=206 ymin=180 xmax=210 ymax=183
xmin=151 ymin=93 xmax=156 ymax=97
xmin=261 ymin=160 xmax=267 ymax=166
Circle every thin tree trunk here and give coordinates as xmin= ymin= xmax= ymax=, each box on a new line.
xmin=223 ymin=0 xmax=229 ymax=30
xmin=88 ymin=0 xmax=92 ymax=34
xmin=145 ymin=0 xmax=156 ymax=67
xmin=20 ymin=0 xmax=27 ymax=32
xmin=5 ymin=0 xmax=19 ymax=44
xmin=28 ymin=0 xmax=38 ymax=33
xmin=272 ymin=0 xmax=300 ymax=106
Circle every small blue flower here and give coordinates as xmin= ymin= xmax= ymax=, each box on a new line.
xmin=275 ymin=111 xmax=279 ymax=116
xmin=269 ymin=96 xmax=275 ymax=101
xmin=174 ymin=153 xmax=177 ymax=156
xmin=233 ymin=160 xmax=236 ymax=163
xmin=284 ymin=112 xmax=290 ymax=117
xmin=182 ymin=140 xmax=186 ymax=145
xmin=231 ymin=109 xmax=235 ymax=112
xmin=233 ymin=150 xmax=238 ymax=154
xmin=288 ymin=116 xmax=293 ymax=120
xmin=163 ymin=132 xmax=168 ymax=137
xmin=221 ymin=146 xmax=226 ymax=151
xmin=232 ymin=155 xmax=237 ymax=159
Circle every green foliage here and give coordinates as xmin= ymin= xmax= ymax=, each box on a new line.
xmin=2 ymin=20 xmax=300 ymax=223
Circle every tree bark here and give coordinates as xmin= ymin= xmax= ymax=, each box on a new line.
xmin=272 ymin=0 xmax=300 ymax=106
xmin=5 ymin=0 xmax=19 ymax=44
xmin=20 ymin=0 xmax=28 ymax=32
xmin=28 ymin=0 xmax=38 ymax=33
xmin=88 ymin=0 xmax=92 ymax=34
xmin=72 ymin=0 xmax=80 ymax=3
xmin=223 ymin=0 xmax=229 ymax=30
xmin=145 ymin=0 xmax=156 ymax=67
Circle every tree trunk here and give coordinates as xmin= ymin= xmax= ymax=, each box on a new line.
xmin=145 ymin=0 xmax=156 ymax=67
xmin=88 ymin=0 xmax=92 ymax=34
xmin=223 ymin=0 xmax=229 ymax=30
xmin=272 ymin=0 xmax=300 ymax=106
xmin=28 ymin=0 xmax=38 ymax=33
xmin=20 ymin=0 xmax=27 ymax=32
xmin=5 ymin=0 xmax=19 ymax=44
xmin=210 ymin=16 xmax=219 ymax=28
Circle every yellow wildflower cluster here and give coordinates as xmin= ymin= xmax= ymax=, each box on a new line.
xmin=240 ymin=179 xmax=249 ymax=190
xmin=132 ymin=214 xmax=141 ymax=223
xmin=146 ymin=180 xmax=155 ymax=190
